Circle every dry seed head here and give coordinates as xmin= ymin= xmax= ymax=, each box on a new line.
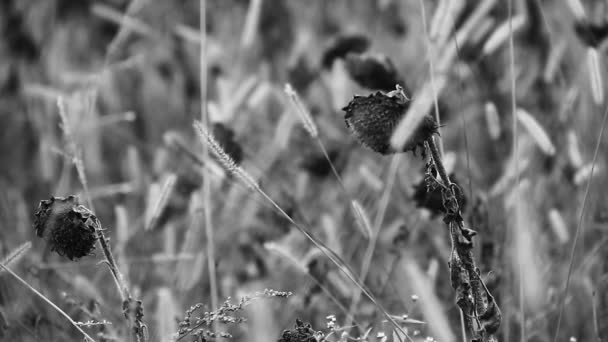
xmin=0 ymin=242 xmax=32 ymax=274
xmin=516 ymin=108 xmax=555 ymax=156
xmin=343 ymin=88 xmax=437 ymax=155
xmin=284 ymin=83 xmax=318 ymax=137
xmin=193 ymin=121 xmax=259 ymax=191
xmin=587 ymin=48 xmax=604 ymax=105
xmin=33 ymin=196 xmax=98 ymax=261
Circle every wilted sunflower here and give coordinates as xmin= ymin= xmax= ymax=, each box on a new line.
xmin=343 ymin=86 xmax=438 ymax=155
xmin=33 ymin=196 xmax=98 ymax=261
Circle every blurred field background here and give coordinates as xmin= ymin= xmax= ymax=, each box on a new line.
xmin=1 ymin=0 xmax=608 ymax=341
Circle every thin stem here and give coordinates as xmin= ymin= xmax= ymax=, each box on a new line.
xmin=346 ymin=155 xmax=401 ymax=327
xmin=95 ymin=219 xmax=130 ymax=302
xmin=0 ymin=262 xmax=96 ymax=342
xmin=506 ymin=0 xmax=524 ymax=340
xmin=315 ymin=139 xmax=348 ymax=196
xmin=199 ymin=0 xmax=219 ymax=331
xmin=428 ymin=136 xmax=451 ymax=186
xmin=254 ymin=186 xmax=410 ymax=342
xmin=553 ymin=98 xmax=608 ymax=342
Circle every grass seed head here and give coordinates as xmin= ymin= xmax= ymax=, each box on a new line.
xmin=343 ymin=88 xmax=438 ymax=155
xmin=34 ymin=196 xmax=98 ymax=261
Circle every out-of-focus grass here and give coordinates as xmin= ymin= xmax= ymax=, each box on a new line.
xmin=0 ymin=0 xmax=607 ymax=341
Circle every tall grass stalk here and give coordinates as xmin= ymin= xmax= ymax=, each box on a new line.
xmin=346 ymin=155 xmax=400 ymax=327
xmin=0 ymin=242 xmax=31 ymax=273
xmin=199 ymin=0 xmax=220 ymax=337
xmin=553 ymin=98 xmax=608 ymax=342
xmin=193 ymin=121 xmax=411 ymax=342
xmin=507 ymin=1 xmax=524 ymax=340
xmin=284 ymin=84 xmax=408 ymax=334
xmin=0 ymin=262 xmax=96 ymax=342
xmin=283 ymin=83 xmax=372 ymax=241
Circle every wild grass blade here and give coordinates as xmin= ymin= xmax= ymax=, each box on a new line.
xmin=553 ymin=97 xmax=608 ymax=342
xmin=0 ymin=262 xmax=96 ymax=342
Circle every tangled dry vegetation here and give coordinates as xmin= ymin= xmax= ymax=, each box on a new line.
xmin=1 ymin=0 xmax=608 ymax=341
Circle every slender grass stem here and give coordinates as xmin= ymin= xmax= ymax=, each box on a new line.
xmin=428 ymin=136 xmax=450 ymax=186
xmin=346 ymin=155 xmax=401 ymax=327
xmin=506 ymin=1 xmax=524 ymax=340
xmin=0 ymin=263 xmax=96 ymax=342
xmin=553 ymin=99 xmax=608 ymax=342
xmin=199 ymin=0 xmax=220 ymax=337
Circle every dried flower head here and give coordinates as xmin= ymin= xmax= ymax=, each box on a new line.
xmin=344 ymin=53 xmax=404 ymax=91
xmin=321 ymin=33 xmax=370 ymax=69
xmin=343 ymin=87 xmax=438 ymax=155
xmin=33 ymin=196 xmax=97 ymax=260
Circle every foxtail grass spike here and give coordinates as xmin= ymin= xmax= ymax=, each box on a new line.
xmin=284 ymin=83 xmax=318 ymax=138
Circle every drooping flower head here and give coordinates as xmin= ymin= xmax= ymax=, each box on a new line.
xmin=34 ymin=196 xmax=98 ymax=260
xmin=343 ymin=86 xmax=438 ymax=155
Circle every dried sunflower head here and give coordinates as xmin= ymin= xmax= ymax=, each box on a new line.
xmin=343 ymin=86 xmax=438 ymax=155
xmin=33 ymin=196 xmax=98 ymax=261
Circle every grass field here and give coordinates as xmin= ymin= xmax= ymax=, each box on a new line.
xmin=1 ymin=0 xmax=607 ymax=341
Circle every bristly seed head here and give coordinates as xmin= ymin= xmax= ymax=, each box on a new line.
xmin=343 ymin=86 xmax=438 ymax=155
xmin=34 ymin=196 xmax=98 ymax=261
